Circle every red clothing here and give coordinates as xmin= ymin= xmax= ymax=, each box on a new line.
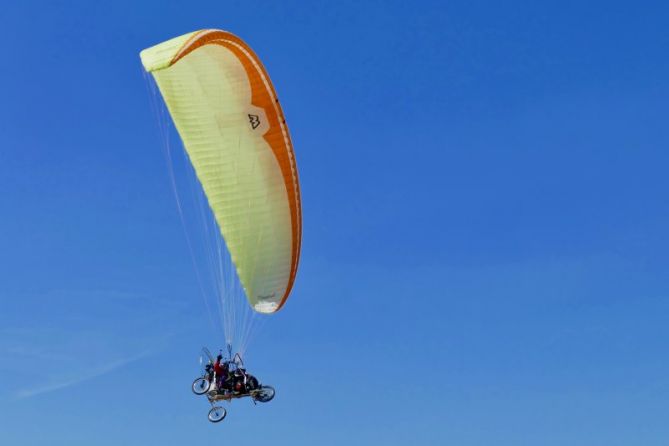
xmin=214 ymin=359 xmax=228 ymax=377
xmin=213 ymin=359 xmax=229 ymax=390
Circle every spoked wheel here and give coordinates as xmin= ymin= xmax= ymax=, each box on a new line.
xmin=254 ymin=385 xmax=275 ymax=403
xmin=208 ymin=406 xmax=227 ymax=423
xmin=192 ymin=377 xmax=211 ymax=395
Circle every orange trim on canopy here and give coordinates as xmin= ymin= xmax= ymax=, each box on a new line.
xmin=170 ymin=30 xmax=302 ymax=311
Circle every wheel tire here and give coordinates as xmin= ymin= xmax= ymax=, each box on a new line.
xmin=208 ymin=406 xmax=227 ymax=423
xmin=255 ymin=385 xmax=275 ymax=403
xmin=192 ymin=377 xmax=210 ymax=395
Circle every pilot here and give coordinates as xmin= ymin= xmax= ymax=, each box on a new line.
xmin=214 ymin=354 xmax=230 ymax=392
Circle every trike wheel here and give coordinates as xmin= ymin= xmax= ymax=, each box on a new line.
xmin=208 ymin=406 xmax=227 ymax=423
xmin=192 ymin=377 xmax=211 ymax=395
xmin=255 ymin=385 xmax=275 ymax=403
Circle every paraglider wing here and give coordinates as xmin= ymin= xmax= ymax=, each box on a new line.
xmin=140 ymin=30 xmax=302 ymax=313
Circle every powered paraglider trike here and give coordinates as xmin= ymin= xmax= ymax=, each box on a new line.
xmin=141 ymin=29 xmax=301 ymax=424
xmin=192 ymin=348 xmax=275 ymax=422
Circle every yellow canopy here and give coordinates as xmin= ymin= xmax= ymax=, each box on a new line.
xmin=141 ymin=30 xmax=302 ymax=313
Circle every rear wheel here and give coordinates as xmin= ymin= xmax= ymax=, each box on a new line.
xmin=255 ymin=385 xmax=275 ymax=403
xmin=192 ymin=377 xmax=210 ymax=395
xmin=208 ymin=406 xmax=227 ymax=423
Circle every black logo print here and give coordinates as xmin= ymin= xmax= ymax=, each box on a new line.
xmin=248 ymin=114 xmax=261 ymax=129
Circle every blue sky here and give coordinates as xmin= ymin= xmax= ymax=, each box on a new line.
xmin=1 ymin=0 xmax=669 ymax=444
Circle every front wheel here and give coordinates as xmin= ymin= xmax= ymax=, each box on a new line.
xmin=255 ymin=385 xmax=275 ymax=403
xmin=192 ymin=377 xmax=210 ymax=395
xmin=208 ymin=406 xmax=227 ymax=423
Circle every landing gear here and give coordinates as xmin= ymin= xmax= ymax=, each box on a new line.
xmin=208 ymin=406 xmax=227 ymax=423
xmin=254 ymin=386 xmax=275 ymax=403
xmin=192 ymin=377 xmax=211 ymax=395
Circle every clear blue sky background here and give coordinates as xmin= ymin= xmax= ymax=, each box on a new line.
xmin=1 ymin=1 xmax=668 ymax=444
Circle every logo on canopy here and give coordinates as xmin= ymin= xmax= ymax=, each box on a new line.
xmin=245 ymin=106 xmax=269 ymax=135
xmin=248 ymin=114 xmax=261 ymax=129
